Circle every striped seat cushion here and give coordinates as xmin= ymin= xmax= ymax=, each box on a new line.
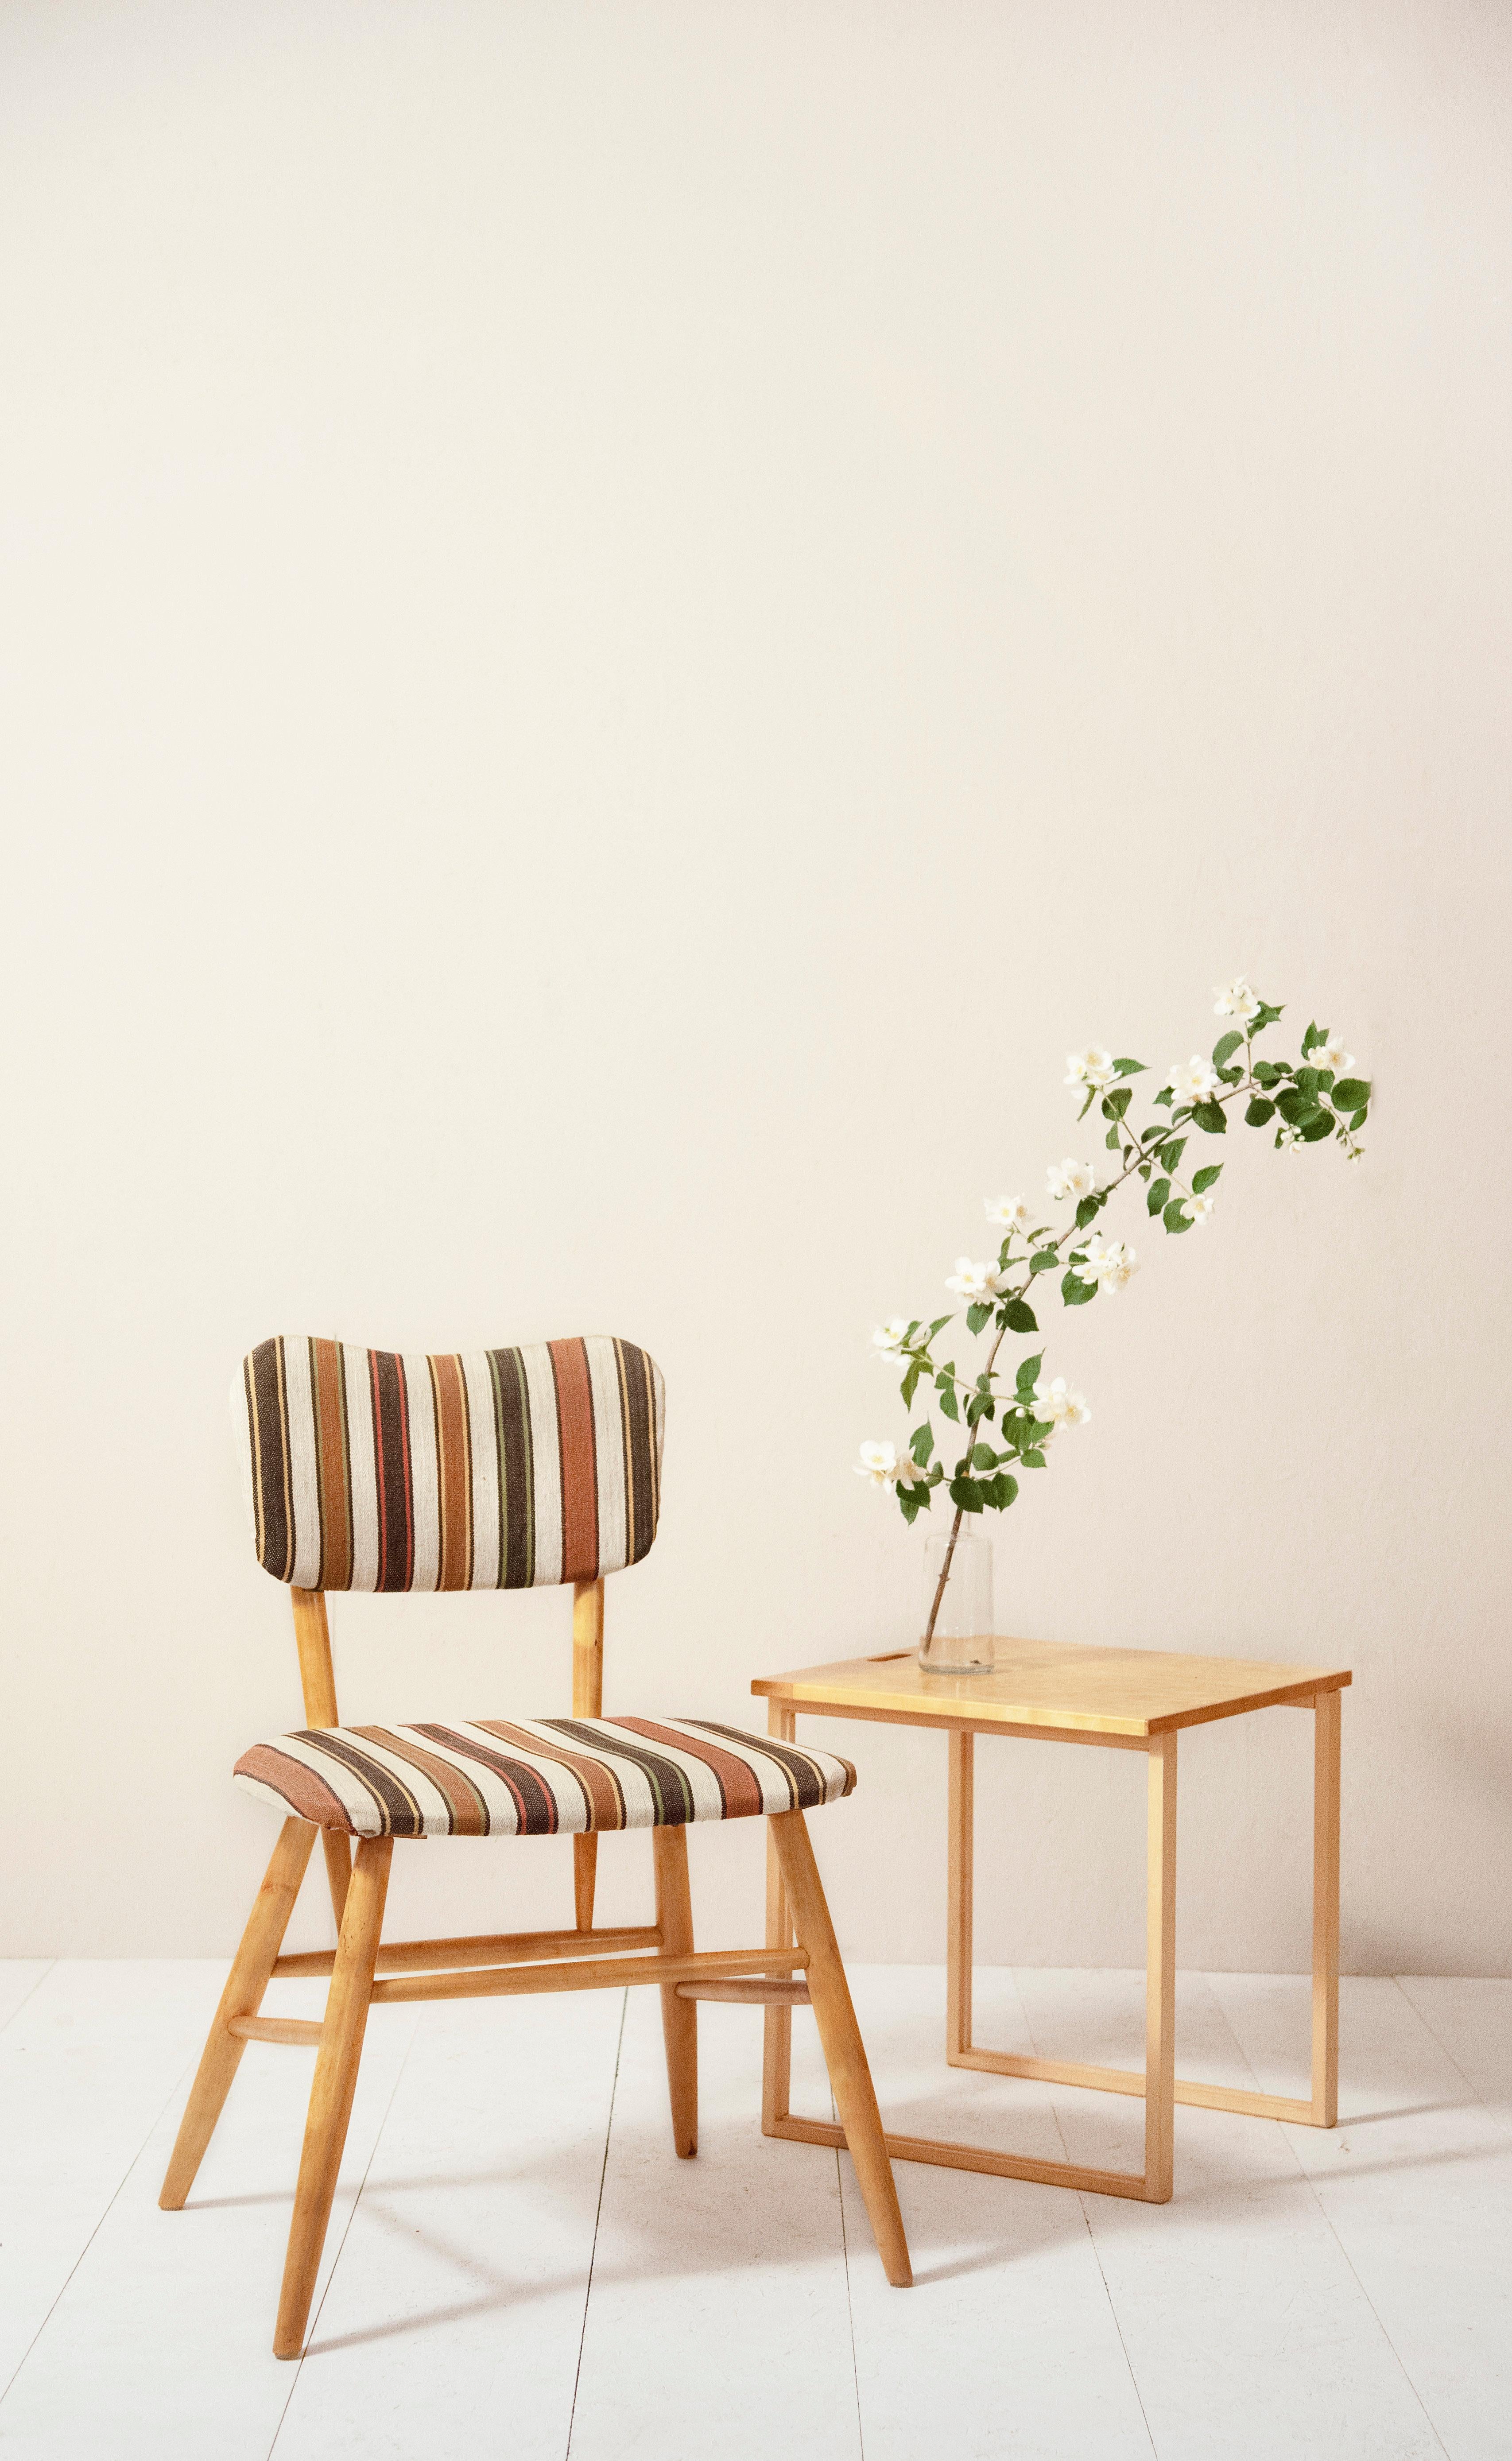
xmin=234 ymin=1717 xmax=856 ymax=1840
xmin=238 ymin=1334 xmax=664 ymax=1591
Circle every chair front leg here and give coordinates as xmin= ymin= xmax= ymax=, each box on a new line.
xmin=274 ymin=1833 xmax=393 ymax=2359
xmin=768 ymin=1810 xmax=911 ymax=2287
xmin=652 ymin=1825 xmax=698 ymax=2156
xmin=160 ymin=1817 xmax=317 ymax=2211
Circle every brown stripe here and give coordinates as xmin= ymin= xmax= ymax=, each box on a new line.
xmin=348 ymin=1725 xmax=490 ymax=1834
xmin=234 ymin=1742 xmax=352 ymax=1829
xmin=609 ymin=1717 xmax=767 ymax=1818
xmin=247 ymin=1338 xmax=293 ymax=1581
xmin=471 ymin=1720 xmax=625 ymax=1830
xmin=489 ymin=1349 xmax=532 ymax=1589
xmin=550 ymin=1338 xmax=600 ymax=1583
xmin=617 ymin=1341 xmax=657 ymax=1568
xmin=430 ymin=1355 xmax=473 ymax=1592
xmin=310 ymin=1338 xmax=352 ymax=1591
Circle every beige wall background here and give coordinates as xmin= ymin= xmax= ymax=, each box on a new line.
xmin=3 ymin=0 xmax=1508 ymax=1976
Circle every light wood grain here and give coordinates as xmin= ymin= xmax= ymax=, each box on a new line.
xmin=290 ymin=1589 xmax=352 ymax=1928
xmin=769 ymin=2115 xmax=1148 ymax=2202
xmin=1313 ymin=1686 xmax=1341 ymax=2127
xmin=159 ymin=1818 xmax=316 ymax=2211
xmin=275 ymin=1835 xmax=392 ymax=2359
xmin=675 ymin=1978 xmax=810 ymax=2005
xmin=273 ymin=1923 xmax=660 ymax=1980
xmin=946 ymin=1730 xmax=973 ymax=2059
xmin=572 ymin=1577 xmax=604 ymax=1930
xmin=769 ymin=1810 xmax=911 ymax=2287
xmin=953 ymin=2045 xmax=1314 ymax=2125
xmin=753 ymin=1637 xmax=1351 ymax=1737
xmin=653 ymin=1825 xmax=698 ymax=2156
xmin=226 ymin=2014 xmax=324 ymax=2046
xmin=1144 ymin=1732 xmax=1177 ymax=2203
xmin=367 ymin=1946 xmax=807 ymax=2007
xmin=762 ymin=1700 xmax=796 ymax=2132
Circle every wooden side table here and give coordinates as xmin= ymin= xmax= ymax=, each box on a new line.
xmin=752 ymin=1636 xmax=1349 ymax=2204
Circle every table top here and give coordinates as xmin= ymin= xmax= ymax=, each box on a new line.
xmin=752 ymin=1635 xmax=1351 ymax=1739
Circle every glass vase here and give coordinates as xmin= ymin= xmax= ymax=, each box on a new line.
xmin=918 ymin=1526 xmax=995 ymax=1674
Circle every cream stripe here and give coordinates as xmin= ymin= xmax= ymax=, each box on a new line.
xmin=514 ymin=1719 xmax=717 ymax=1826
xmin=383 ymin=1722 xmax=531 ymax=1833
xmin=402 ymin=1350 xmax=441 ymax=1592
xmin=459 ymin=1352 xmax=501 ymax=1590
xmin=343 ymin=1345 xmax=379 ymax=1591
xmin=584 ymin=1337 xmax=628 ymax=1575
xmin=283 ymin=1338 xmax=323 ymax=1590
xmin=320 ymin=1729 xmax=455 ymax=1834
xmin=258 ymin=1732 xmax=387 ymax=1833
xmin=649 ymin=1717 xmax=847 ymax=1809
xmin=441 ymin=1722 xmax=599 ymax=1832
xmin=518 ymin=1344 xmax=563 ymax=1586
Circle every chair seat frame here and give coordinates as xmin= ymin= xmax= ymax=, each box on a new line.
xmin=160 ymin=1582 xmax=910 ymax=2355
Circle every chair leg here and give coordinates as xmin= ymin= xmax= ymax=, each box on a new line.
xmin=273 ymin=1835 xmax=393 ymax=2359
xmin=768 ymin=1810 xmax=911 ymax=2288
xmin=160 ymin=1818 xmax=317 ymax=2211
xmin=652 ymin=1825 xmax=698 ymax=2157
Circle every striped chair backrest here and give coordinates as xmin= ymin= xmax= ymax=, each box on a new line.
xmin=238 ymin=1336 xmax=665 ymax=1592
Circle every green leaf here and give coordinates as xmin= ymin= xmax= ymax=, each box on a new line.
xmin=1159 ymin=1137 xmax=1187 ymax=1173
xmin=937 ymin=1377 xmax=960 ymax=1423
xmin=1020 ymin=1448 xmax=1047 ymax=1468
xmin=1001 ymin=1298 xmax=1038 ymax=1333
xmin=897 ymin=1486 xmax=923 ymax=1524
xmin=983 ymin=1472 xmax=1019 ymax=1510
xmin=1332 ymin=1077 xmax=1371 ymax=1110
xmin=1191 ymin=1101 xmax=1226 ymax=1134
xmin=1301 ymin=1109 xmax=1334 ymax=1142
xmin=928 ymin=1316 xmax=952 ymax=1335
xmin=1212 ymin=1030 xmax=1244 ymax=1067
xmin=1016 ymin=1351 xmax=1043 ymax=1393
xmin=1295 ymin=1066 xmax=1322 ymax=1098
xmin=910 ymin=1424 xmax=934 ymax=1465
xmin=900 ymin=1360 xmax=921 ymax=1407
xmin=1251 ymin=1061 xmax=1284 ymax=1086
xmin=1153 ymin=1086 xmax=1173 ymax=1108
xmin=1147 ymin=1174 xmax=1171 ymax=1216
xmin=948 ymin=1476 xmax=985 ymax=1513
xmin=1102 ymin=1086 xmax=1132 ymax=1119
xmin=1349 ymin=1107 xmax=1368 ymax=1131
xmin=1062 ymin=1271 xmax=1097 ymax=1306
xmin=1105 ymin=1124 xmax=1120 ymax=1149
xmin=1302 ymin=1020 xmax=1324 ymax=1055
xmin=970 ymin=1442 xmax=996 ymax=1470
xmin=965 ymin=1302 xmax=992 ymax=1335
xmin=1191 ymin=1163 xmax=1222 ymax=1193
xmin=1112 ymin=1057 xmax=1148 ymax=1076
xmin=1163 ymin=1198 xmax=1193 ymax=1234
xmin=1244 ymin=1096 xmax=1275 ymax=1127
xmin=1074 ymin=1194 xmax=1100 ymax=1229
xmin=1274 ymin=1086 xmax=1313 ymax=1126
xmin=1029 ymin=1248 xmax=1058 ymax=1275
xmin=1077 ymin=1086 xmax=1096 ymax=1121
xmin=1252 ymin=1000 xmax=1284 ymax=1031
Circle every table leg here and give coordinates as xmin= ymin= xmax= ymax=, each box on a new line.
xmin=1144 ymin=1731 xmax=1177 ymax=2202
xmin=1311 ymin=1688 xmax=1341 ymax=2128
xmin=946 ymin=1730 xmax=974 ymax=2061
xmin=762 ymin=1699 xmax=797 ymax=2132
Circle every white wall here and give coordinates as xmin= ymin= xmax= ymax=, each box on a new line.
xmin=3 ymin=0 xmax=1509 ymax=1977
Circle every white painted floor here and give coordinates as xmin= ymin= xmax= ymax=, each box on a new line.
xmin=1 ymin=1960 xmax=1508 ymax=2459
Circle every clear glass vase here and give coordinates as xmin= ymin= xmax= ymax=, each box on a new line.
xmin=918 ymin=1526 xmax=995 ymax=1674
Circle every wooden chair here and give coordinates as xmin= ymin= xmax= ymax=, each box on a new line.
xmin=160 ymin=1333 xmax=910 ymax=2356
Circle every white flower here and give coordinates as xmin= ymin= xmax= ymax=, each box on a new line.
xmin=1064 ymin=1046 xmax=1116 ymax=1092
xmin=1311 ymin=1035 xmax=1353 ymax=1074
xmin=1080 ymin=1236 xmax=1140 ymax=1293
xmin=1046 ymin=1158 xmax=1097 ymax=1203
xmin=984 ymin=1194 xmax=1031 ymax=1232
xmin=1277 ymin=1125 xmax=1302 ymax=1154
xmin=854 ymin=1441 xmax=900 ymax=1490
xmin=1182 ymin=1194 xmax=1217 ymax=1228
xmin=945 ymin=1256 xmax=1003 ymax=1303
xmin=1167 ymin=1054 xmax=1219 ymax=1104
xmin=870 ymin=1318 xmax=911 ymax=1365
xmin=1213 ymin=975 xmax=1261 ymax=1020
xmin=1033 ymin=1376 xmax=1091 ymax=1432
xmin=896 ymin=1449 xmax=931 ymax=1488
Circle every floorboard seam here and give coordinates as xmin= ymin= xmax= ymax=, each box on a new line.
xmin=268 ymin=2007 xmax=423 ymax=2455
xmin=1010 ymin=1969 xmax=1159 ymax=2459
xmin=1393 ymin=1976 xmax=1512 ymax=2145
xmin=564 ymin=1988 xmax=628 ymax=2461
xmin=0 ymin=1961 xmax=56 ymax=2039
xmin=1206 ymin=1976 xmax=1453 ymax=2461
xmin=0 ymin=2036 xmax=203 ymax=2411
xmin=834 ymin=2144 xmax=866 ymax=2460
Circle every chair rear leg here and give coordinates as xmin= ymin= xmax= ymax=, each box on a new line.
xmin=768 ymin=1810 xmax=911 ymax=2287
xmin=652 ymin=1825 xmax=697 ymax=2157
xmin=160 ymin=1818 xmax=317 ymax=2211
xmin=274 ymin=1834 xmax=393 ymax=2359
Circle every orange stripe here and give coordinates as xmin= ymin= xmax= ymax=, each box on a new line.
xmin=430 ymin=1355 xmax=473 ymax=1591
xmin=310 ymin=1338 xmax=351 ymax=1590
xmin=549 ymin=1339 xmax=600 ymax=1582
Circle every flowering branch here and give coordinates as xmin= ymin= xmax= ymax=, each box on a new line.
xmin=855 ymin=978 xmax=1372 ymax=1647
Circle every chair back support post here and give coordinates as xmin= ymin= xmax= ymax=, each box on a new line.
xmin=572 ymin=1577 xmax=605 ymax=1927
xmin=291 ymin=1587 xmax=351 ymax=1926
